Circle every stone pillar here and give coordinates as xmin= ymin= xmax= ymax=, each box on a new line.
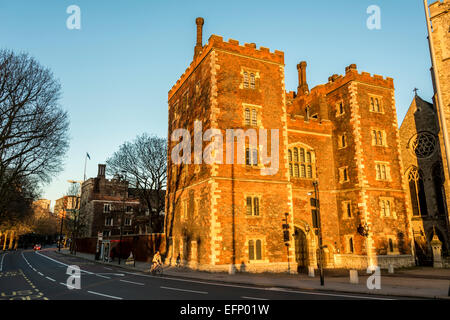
xmin=14 ymin=235 xmax=19 ymax=250
xmin=8 ymin=230 xmax=14 ymax=250
xmin=430 ymin=229 xmax=443 ymax=268
xmin=349 ymin=270 xmax=359 ymax=284
xmin=2 ymin=231 xmax=8 ymax=251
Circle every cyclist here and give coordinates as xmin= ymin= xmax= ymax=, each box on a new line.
xmin=150 ymin=251 xmax=162 ymax=273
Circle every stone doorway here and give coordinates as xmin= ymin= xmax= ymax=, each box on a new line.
xmin=294 ymin=227 xmax=308 ymax=273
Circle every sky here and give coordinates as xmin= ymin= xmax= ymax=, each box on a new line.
xmin=0 ymin=0 xmax=435 ymax=204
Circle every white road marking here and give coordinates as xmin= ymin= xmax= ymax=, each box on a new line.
xmin=119 ymin=279 xmax=145 ymax=286
xmin=160 ymin=286 xmax=208 ymax=295
xmin=35 ymin=251 xmax=94 ymax=275
xmin=122 ymin=271 xmax=394 ymax=300
xmin=87 ymin=290 xmax=123 ymax=300
xmin=95 ymin=274 xmax=111 ymax=279
xmin=46 ymin=276 xmax=56 ymax=282
xmin=59 ymin=282 xmax=78 ymax=290
xmin=104 ymin=267 xmax=112 ymax=270
xmin=37 ymin=272 xmax=43 ymax=276
xmin=0 ymin=252 xmax=7 ymax=272
xmin=241 ymin=296 xmax=269 ymax=300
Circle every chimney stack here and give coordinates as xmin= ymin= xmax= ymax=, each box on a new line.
xmin=297 ymin=61 xmax=309 ymax=95
xmin=194 ymin=17 xmax=205 ymax=58
xmin=98 ymin=164 xmax=106 ymax=178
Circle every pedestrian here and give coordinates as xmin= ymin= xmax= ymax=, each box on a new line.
xmin=176 ymin=253 xmax=181 ymax=267
xmin=110 ymin=247 xmax=116 ymax=262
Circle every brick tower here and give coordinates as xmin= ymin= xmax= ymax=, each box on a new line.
xmin=165 ymin=18 xmax=415 ymax=272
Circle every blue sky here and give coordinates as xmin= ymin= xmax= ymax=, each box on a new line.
xmin=0 ymin=0 xmax=434 ymax=203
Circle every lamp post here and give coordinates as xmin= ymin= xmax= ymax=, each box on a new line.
xmin=118 ymin=170 xmax=126 ymax=265
xmin=67 ymin=180 xmax=82 ymax=256
xmin=58 ymin=208 xmax=65 ymax=252
xmin=312 ymin=180 xmax=324 ymax=286
xmin=283 ymin=212 xmax=291 ymax=273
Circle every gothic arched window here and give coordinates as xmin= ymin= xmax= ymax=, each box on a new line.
xmin=432 ymin=163 xmax=447 ymax=216
xmin=408 ymin=167 xmax=428 ymax=216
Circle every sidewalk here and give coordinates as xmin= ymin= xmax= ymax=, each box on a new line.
xmin=57 ymin=249 xmax=450 ymax=299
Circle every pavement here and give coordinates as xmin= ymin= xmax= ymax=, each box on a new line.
xmin=55 ymin=249 xmax=450 ymax=299
xmin=0 ymin=247 xmax=420 ymax=301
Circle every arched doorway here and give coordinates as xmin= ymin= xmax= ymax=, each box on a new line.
xmin=294 ymin=227 xmax=308 ymax=273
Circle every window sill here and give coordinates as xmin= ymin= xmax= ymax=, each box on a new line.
xmin=248 ymin=259 xmax=269 ymax=264
xmin=290 ymin=176 xmax=314 ymax=180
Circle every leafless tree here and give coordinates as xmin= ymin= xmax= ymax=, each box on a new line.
xmin=62 ymin=183 xmax=86 ymax=254
xmin=0 ymin=49 xmax=69 ymax=223
xmin=106 ymin=134 xmax=167 ymax=233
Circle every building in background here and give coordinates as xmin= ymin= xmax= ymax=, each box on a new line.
xmin=80 ymin=164 xmax=164 ymax=238
xmin=396 ymin=0 xmax=450 ymax=266
xmin=399 ymin=95 xmax=449 ymax=265
xmin=165 ymin=18 xmax=414 ymax=272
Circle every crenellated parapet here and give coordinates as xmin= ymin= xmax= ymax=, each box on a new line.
xmin=169 ymin=33 xmax=284 ymax=99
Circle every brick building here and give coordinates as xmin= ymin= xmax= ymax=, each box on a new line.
xmin=165 ymin=18 xmax=415 ymax=272
xmin=80 ymin=164 xmax=161 ymax=237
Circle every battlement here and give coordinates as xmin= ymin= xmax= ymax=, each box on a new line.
xmin=168 ymin=34 xmax=284 ymax=99
xmin=429 ymin=0 xmax=449 ymax=18
xmin=314 ymin=64 xmax=394 ymax=94
xmin=207 ymin=35 xmax=284 ymax=64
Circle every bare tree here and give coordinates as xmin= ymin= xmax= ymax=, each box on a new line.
xmin=0 ymin=50 xmax=69 ymax=222
xmin=106 ymin=134 xmax=167 ymax=233
xmin=62 ymin=183 xmax=86 ymax=255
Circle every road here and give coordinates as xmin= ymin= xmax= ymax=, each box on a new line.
xmin=0 ymin=248 xmax=406 ymax=301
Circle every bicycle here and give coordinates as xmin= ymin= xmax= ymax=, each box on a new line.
xmin=150 ymin=263 xmax=163 ymax=276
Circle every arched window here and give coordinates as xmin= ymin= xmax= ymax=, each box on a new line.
xmin=248 ymin=240 xmax=254 ymax=260
xmin=243 ymin=72 xmax=249 ymax=88
xmin=250 ymin=73 xmax=255 ymax=89
xmin=251 ymin=109 xmax=257 ymax=126
xmin=255 ymin=240 xmax=262 ymax=260
xmin=432 ymin=163 xmax=447 ymax=216
xmin=388 ymin=238 xmax=394 ymax=252
xmin=299 ymin=149 xmax=305 ymax=162
xmin=289 ymin=146 xmax=315 ymax=179
xmin=408 ymin=167 xmax=428 ymax=216
xmin=245 ymin=108 xmax=250 ymax=125
xmin=375 ymin=98 xmax=380 ymax=112
xmin=306 ymin=152 xmax=311 ymax=163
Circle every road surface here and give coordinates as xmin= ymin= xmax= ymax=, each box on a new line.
xmin=0 ymin=248 xmax=407 ymax=301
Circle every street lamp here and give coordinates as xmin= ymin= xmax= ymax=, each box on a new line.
xmin=357 ymin=222 xmax=370 ymax=237
xmin=311 ymin=180 xmax=324 ymax=286
xmin=118 ymin=170 xmax=127 ymax=265
xmin=282 ymin=212 xmax=290 ymax=273
xmin=58 ymin=207 xmax=65 ymax=252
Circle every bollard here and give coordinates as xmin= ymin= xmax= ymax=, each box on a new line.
xmin=308 ymin=266 xmax=315 ymax=277
xmin=388 ymin=264 xmax=394 ymax=274
xmin=349 ymin=270 xmax=359 ymax=284
xmin=228 ymin=264 xmax=236 ymax=275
